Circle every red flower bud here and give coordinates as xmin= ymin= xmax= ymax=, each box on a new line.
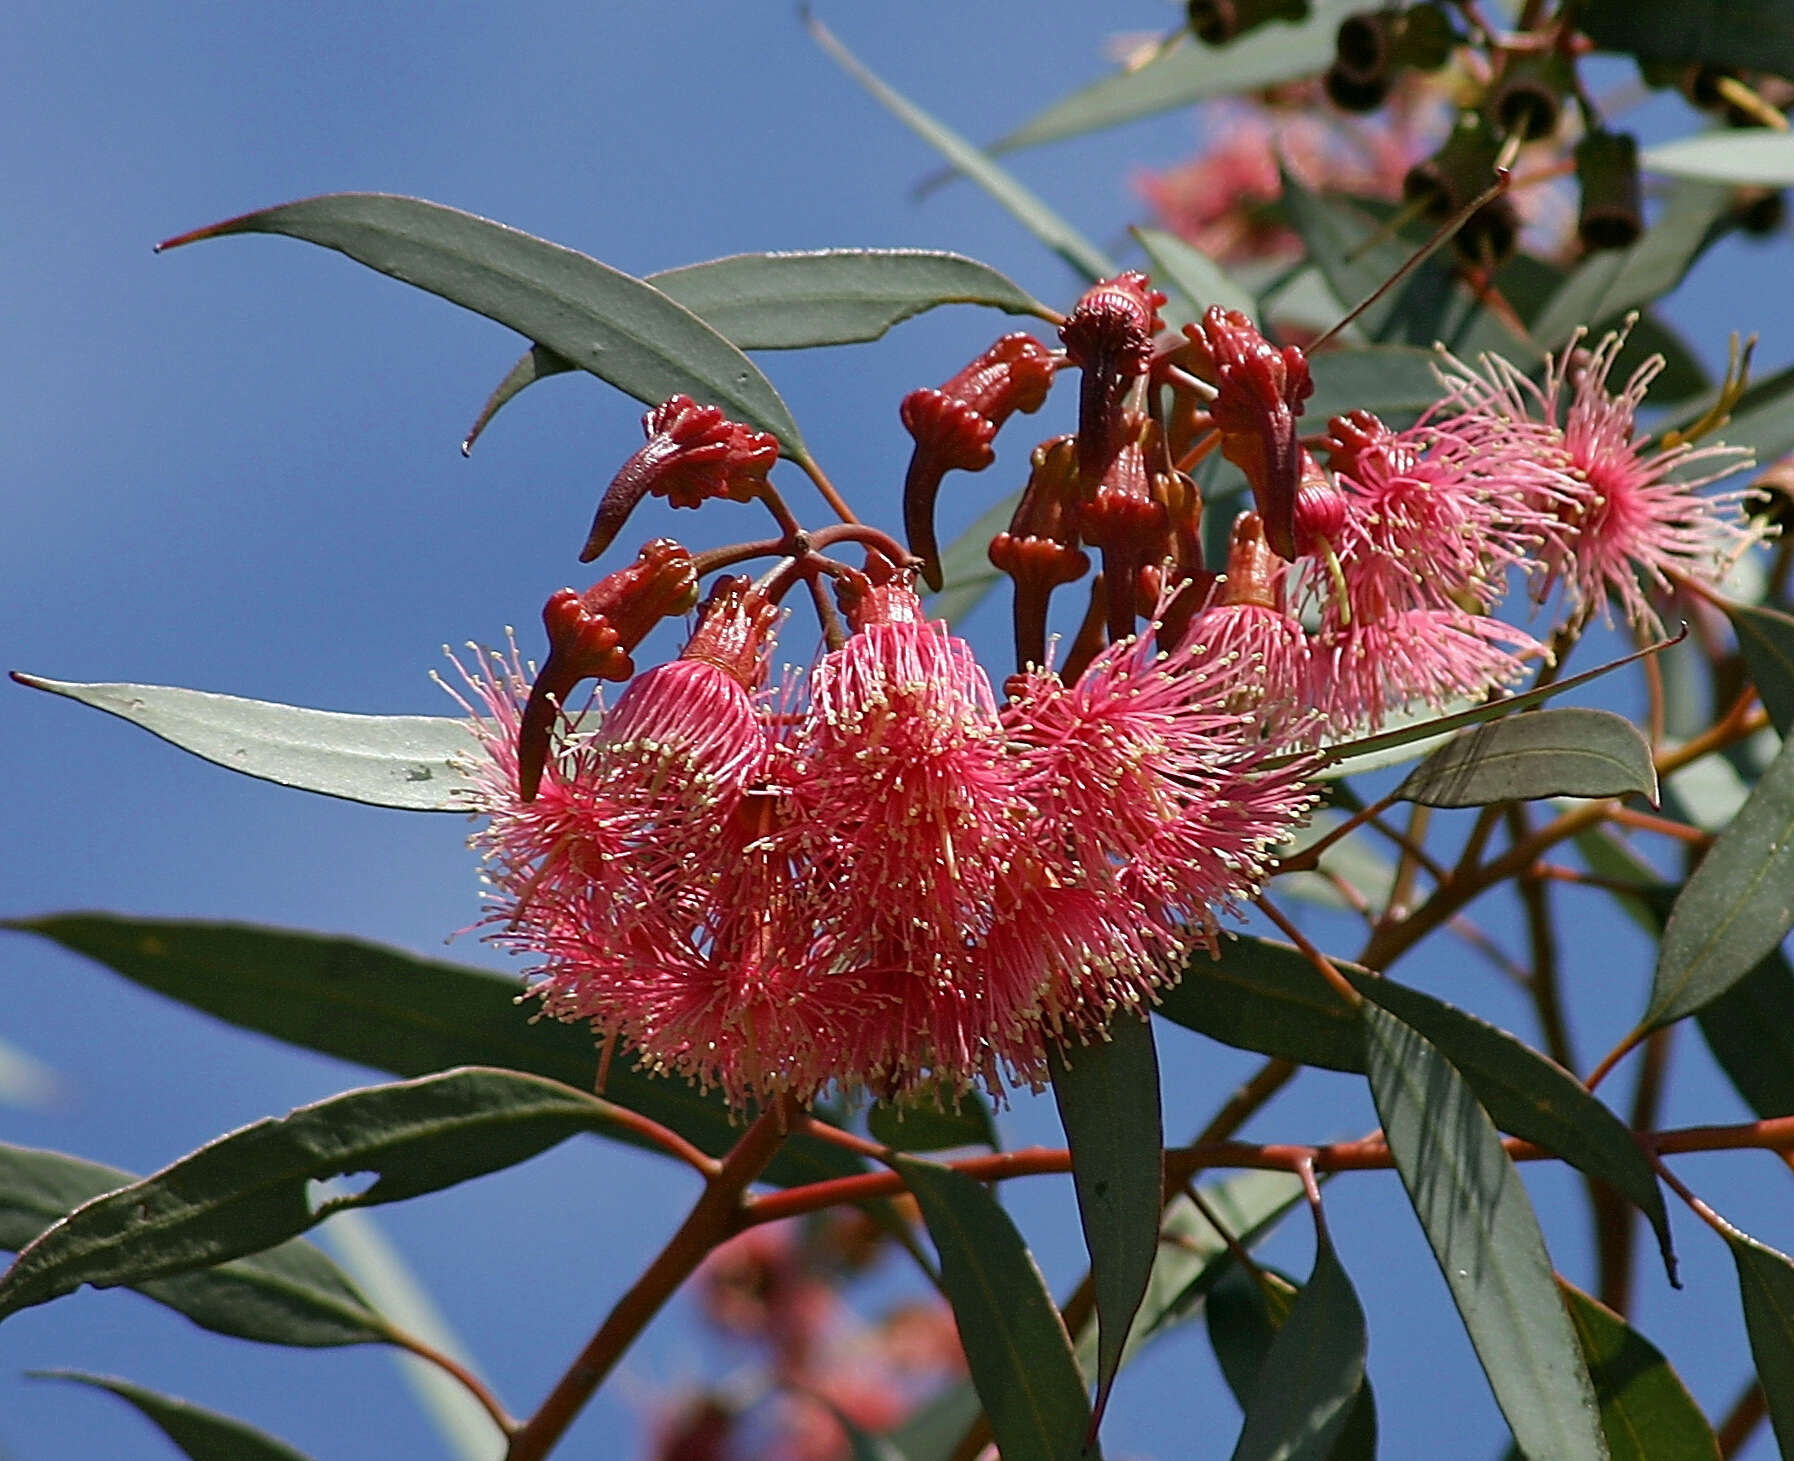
xmin=581 ymin=396 xmax=779 ymax=563
xmin=901 ymin=334 xmax=1057 ymax=591
xmin=1060 ymin=272 xmax=1167 ymax=486
xmin=519 ymin=539 xmax=700 ymax=800
xmin=1182 ymin=306 xmax=1313 ymax=559
xmin=1322 ymin=409 xmax=1390 ymax=481
xmin=1220 ymin=512 xmax=1285 ymax=612
xmin=1292 ymin=453 xmax=1347 ymax=557
xmin=989 ymin=437 xmax=1089 ymax=671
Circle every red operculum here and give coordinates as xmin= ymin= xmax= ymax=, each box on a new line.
xmin=1060 ymin=272 xmax=1166 ymax=487
xmin=679 ymin=575 xmax=781 ymax=690
xmin=580 ymin=396 xmax=779 ymax=562
xmin=1183 ymin=306 xmax=1313 ymax=558
xmin=519 ymin=539 xmax=701 ymax=800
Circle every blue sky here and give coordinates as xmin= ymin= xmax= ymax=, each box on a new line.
xmin=5 ymin=4 xmax=1792 ymax=1458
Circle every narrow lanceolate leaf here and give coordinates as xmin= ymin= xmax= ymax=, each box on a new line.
xmin=1529 ymin=180 xmax=1732 ymax=355
xmin=1157 ymin=937 xmax=1367 ymax=1074
xmin=1728 ymin=1230 xmax=1794 ymax=1457
xmin=1302 ymin=346 xmax=1449 ymax=427
xmin=1071 ymin=1170 xmax=1306 ymax=1390
xmin=0 ymin=1067 xmax=619 ymax=1321
xmin=156 ymin=192 xmax=812 ymax=464
xmin=1362 ymin=1005 xmax=1608 ymax=1461
xmin=895 ymin=1157 xmax=1098 ymax=1461
xmin=1348 ymin=974 xmax=1676 ymax=1283
xmin=649 ymin=248 xmax=1049 ymax=348
xmin=982 ymin=0 xmax=1352 ymax=153
xmin=1648 ymin=731 xmax=1794 ymax=1029
xmin=1050 ymin=1014 xmax=1164 ymax=1428
xmin=1574 ymin=0 xmax=1794 ymax=78
xmin=1697 ymin=949 xmax=1794 ymax=1118
xmin=1230 ymin=1230 xmax=1369 ymax=1461
xmin=463 ymin=250 xmax=1050 ymax=451
xmin=1557 ymin=1279 xmax=1720 ymax=1461
xmin=10 ymin=673 xmax=473 ymax=812
xmin=1644 ymin=130 xmax=1794 ymax=188
xmin=1393 ymin=708 xmax=1657 ymax=809
xmin=806 ymin=14 xmax=1114 ymax=284
xmin=31 ymin=1371 xmax=316 ymax=1461
xmin=867 ymin=1089 xmax=999 ymax=1153
xmin=3 ymin=914 xmax=861 ymax=1189
xmin=0 ymin=1143 xmax=389 ymax=1348
xmin=1727 ymin=601 xmax=1794 ymax=735
xmin=1132 ymin=227 xmax=1256 ymax=323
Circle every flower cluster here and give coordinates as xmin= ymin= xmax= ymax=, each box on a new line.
xmin=454 ymin=272 xmax=1760 ymax=1111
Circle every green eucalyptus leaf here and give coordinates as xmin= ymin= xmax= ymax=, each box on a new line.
xmin=30 ymin=1371 xmax=317 ymax=1461
xmin=1351 ymin=976 xmax=1676 ymax=1282
xmin=0 ymin=1067 xmax=615 ymax=1322
xmin=884 ymin=1378 xmax=982 ymax=1461
xmin=1362 ymin=1004 xmax=1608 ymax=1461
xmin=4 ymin=913 xmax=860 ymax=1189
xmin=158 ymin=191 xmax=812 ymax=464
xmin=1728 ymin=601 xmax=1794 ymax=735
xmin=1529 ymin=181 xmax=1733 ymax=355
xmin=10 ymin=673 xmax=473 ymax=812
xmin=867 ymin=1090 xmax=998 ymax=1153
xmin=983 ymin=0 xmax=1352 ymax=154
xmin=806 ymin=14 xmax=1114 ymax=284
xmin=1303 ymin=345 xmax=1449 ymax=427
xmin=0 ymin=1142 xmax=390 ymax=1348
xmin=1050 ymin=1014 xmax=1163 ymax=1426
xmin=1157 ymin=937 xmax=1368 ymax=1073
xmin=1649 ymin=731 xmax=1794 ymax=1028
xmin=650 ymin=248 xmax=1049 ymax=349
xmin=1571 ymin=825 xmax=1666 ymax=937
xmin=895 ymin=1156 xmax=1098 ymax=1461
xmin=1727 ymin=1229 xmax=1794 ymax=1457
xmin=1071 ymin=1170 xmax=1308 ymax=1381
xmin=1133 ymin=226 xmax=1257 ymax=323
xmin=460 ymin=343 xmax=575 ymax=455
xmin=1277 ymin=175 xmax=1439 ymax=345
xmin=1698 ymin=948 xmax=1794 ymax=1118
xmin=1644 ymin=130 xmax=1794 ymax=187
xmin=1276 ymin=809 xmax=1400 ymax=912
xmin=1393 ymin=708 xmax=1658 ymax=808
xmin=1574 ymin=0 xmax=1794 ymax=78
xmin=1558 ymin=1278 xmax=1720 ymax=1461
xmin=1229 ymin=1230 xmax=1370 ymax=1461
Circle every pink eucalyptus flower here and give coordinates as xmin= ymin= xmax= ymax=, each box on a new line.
xmin=1439 ymin=325 xmax=1758 ymax=631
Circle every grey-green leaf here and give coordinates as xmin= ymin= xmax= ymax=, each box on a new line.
xmin=867 ymin=1090 xmax=999 ymax=1153
xmin=1230 ymin=1230 xmax=1369 ymax=1461
xmin=1157 ymin=937 xmax=1368 ymax=1073
xmin=0 ymin=1067 xmax=620 ymax=1321
xmin=1644 ymin=130 xmax=1794 ymax=187
xmin=1574 ymin=0 xmax=1794 ymax=78
xmin=1529 ymin=180 xmax=1733 ymax=355
xmin=895 ymin=1156 xmax=1098 ymax=1461
xmin=984 ymin=0 xmax=1352 ymax=154
xmin=1697 ymin=948 xmax=1794 ymax=1118
xmin=1727 ymin=601 xmax=1794 ymax=735
xmin=460 ymin=342 xmax=575 ymax=454
xmin=1362 ymin=1004 xmax=1608 ymax=1460
xmin=1303 ymin=345 xmax=1452 ymax=426
xmin=650 ymin=248 xmax=1049 ymax=349
xmin=1133 ymin=226 xmax=1257 ymax=323
xmin=1727 ymin=1229 xmax=1794 ymax=1457
xmin=806 ymin=14 xmax=1114 ymax=284
xmin=158 ymin=192 xmax=811 ymax=462
xmin=1350 ymin=975 xmax=1675 ymax=1282
xmin=4 ymin=913 xmax=860 ymax=1189
xmin=1050 ymin=1014 xmax=1163 ymax=1428
xmin=10 ymin=672 xmax=473 ymax=812
xmin=1649 ymin=730 xmax=1794 ymax=1029
xmin=1393 ymin=708 xmax=1658 ymax=809
xmin=31 ymin=1371 xmax=317 ymax=1461
xmin=0 ymin=1142 xmax=389 ymax=1348
xmin=1558 ymin=1278 xmax=1720 ymax=1461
